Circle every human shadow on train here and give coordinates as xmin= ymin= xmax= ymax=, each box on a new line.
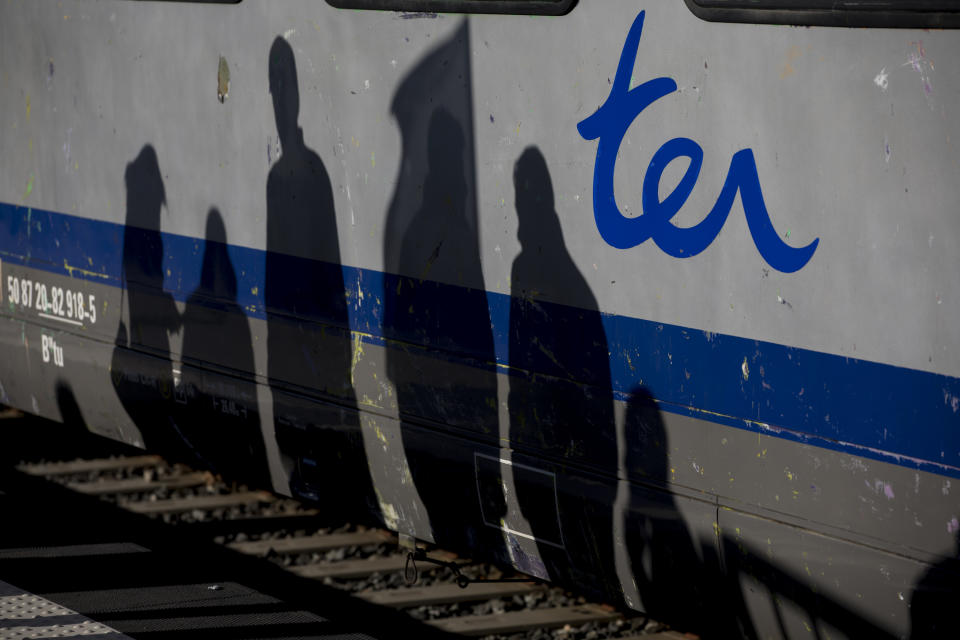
xmin=910 ymin=530 xmax=960 ymax=638
xmin=383 ymin=20 xmax=504 ymax=553
xmin=622 ymin=386 xmax=748 ymax=637
xmin=265 ymin=37 xmax=373 ymax=512
xmin=176 ymin=208 xmax=270 ymax=488
xmin=622 ymin=387 xmax=904 ymax=639
xmin=722 ymin=534 xmax=902 ymax=639
xmin=507 ymin=147 xmax=618 ymax=591
xmin=111 ymin=145 xmax=187 ymax=460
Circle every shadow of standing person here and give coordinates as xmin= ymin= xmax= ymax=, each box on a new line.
xmin=623 ymin=386 xmax=760 ymax=638
xmin=623 ymin=387 xmax=710 ymax=626
xmin=381 ymin=19 xmax=503 ymax=553
xmin=111 ymin=145 xmax=184 ymax=459
xmin=385 ymin=107 xmax=501 ymax=546
xmin=508 ymin=146 xmax=618 ymax=594
xmin=265 ymin=37 xmax=372 ymax=509
xmin=178 ymin=208 xmax=270 ymax=488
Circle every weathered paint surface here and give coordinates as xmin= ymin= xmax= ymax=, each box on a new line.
xmin=1 ymin=1 xmax=958 ymax=637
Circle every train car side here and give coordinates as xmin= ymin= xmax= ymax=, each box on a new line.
xmin=1 ymin=2 xmax=958 ymax=637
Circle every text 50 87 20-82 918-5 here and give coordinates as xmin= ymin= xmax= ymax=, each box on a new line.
xmin=6 ymin=275 xmax=96 ymax=326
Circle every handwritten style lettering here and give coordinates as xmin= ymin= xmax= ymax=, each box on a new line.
xmin=577 ymin=11 xmax=818 ymax=273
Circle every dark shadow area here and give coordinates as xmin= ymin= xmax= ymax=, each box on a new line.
xmin=111 ymin=145 xmax=187 ymax=460
xmin=56 ymin=381 xmax=87 ymax=432
xmin=910 ymin=530 xmax=960 ymax=638
xmin=181 ymin=513 xmax=334 ymax=540
xmin=622 ymin=385 xmax=907 ymax=639
xmin=623 ymin=386 xmax=746 ymax=637
xmin=110 ymin=148 xmax=268 ymax=488
xmin=507 ymin=147 xmax=617 ymax=591
xmin=382 ymin=21 xmax=503 ymax=553
xmin=624 ymin=387 xmax=698 ymax=616
xmin=0 ymin=417 xmax=461 ymax=640
xmin=177 ymin=209 xmax=270 ymax=488
xmin=1 ymin=389 xmax=133 ymax=469
xmin=265 ymin=36 xmax=374 ymax=512
xmin=722 ymin=535 xmax=900 ymax=640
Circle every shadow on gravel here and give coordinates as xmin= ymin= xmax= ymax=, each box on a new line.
xmin=0 ymin=415 xmax=459 ymax=640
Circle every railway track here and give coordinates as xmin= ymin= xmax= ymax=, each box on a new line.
xmin=8 ymin=415 xmax=694 ymax=640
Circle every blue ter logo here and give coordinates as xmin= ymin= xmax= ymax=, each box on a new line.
xmin=577 ymin=11 xmax=818 ymax=273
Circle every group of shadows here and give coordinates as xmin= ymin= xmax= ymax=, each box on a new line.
xmin=105 ymin=29 xmax=956 ymax=640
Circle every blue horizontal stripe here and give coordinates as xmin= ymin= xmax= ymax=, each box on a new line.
xmin=2 ymin=201 xmax=958 ymax=476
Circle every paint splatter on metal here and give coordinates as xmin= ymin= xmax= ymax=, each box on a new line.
xmin=217 ymin=56 xmax=230 ymax=104
xmin=22 ymin=175 xmax=34 ymax=202
xmin=874 ymin=68 xmax=889 ymax=91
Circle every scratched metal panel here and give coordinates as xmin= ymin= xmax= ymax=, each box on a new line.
xmin=718 ymin=509 xmax=934 ymax=640
xmin=1 ymin=269 xmax=958 ymax=636
xmin=657 ymin=407 xmax=960 ymax=564
xmin=1 ymin=2 xmax=958 ymax=378
xmin=0 ymin=3 xmax=956 ymax=383
xmin=1 ymin=1 xmax=959 ymax=633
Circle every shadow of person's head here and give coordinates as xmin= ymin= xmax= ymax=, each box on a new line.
xmin=197 ymin=208 xmax=237 ymax=299
xmin=269 ymin=36 xmax=300 ymax=149
xmin=124 ymin=145 xmax=165 ymax=229
xmin=514 ymin=146 xmax=554 ymax=211
xmin=513 ymin=146 xmax=560 ymax=251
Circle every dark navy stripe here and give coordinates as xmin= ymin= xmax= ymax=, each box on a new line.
xmin=2 ymin=202 xmax=958 ymax=476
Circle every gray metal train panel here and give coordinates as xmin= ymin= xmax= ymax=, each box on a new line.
xmin=1 ymin=1 xmax=958 ymax=637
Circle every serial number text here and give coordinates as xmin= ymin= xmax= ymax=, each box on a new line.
xmin=6 ymin=275 xmax=97 ymax=325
